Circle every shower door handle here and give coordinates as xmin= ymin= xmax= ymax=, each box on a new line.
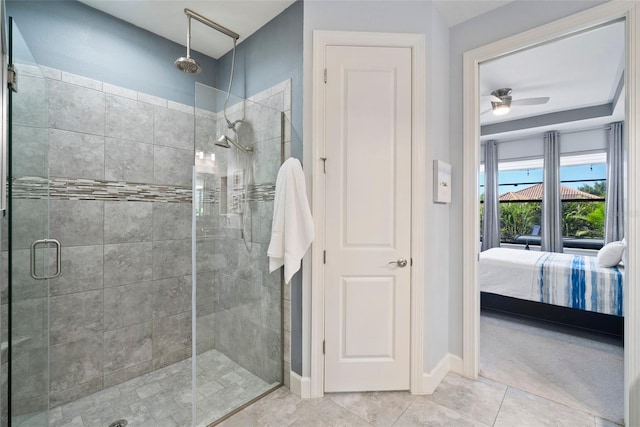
xmin=30 ymin=239 xmax=62 ymax=280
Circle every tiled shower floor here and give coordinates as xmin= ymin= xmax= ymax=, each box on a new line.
xmin=15 ymin=350 xmax=278 ymax=427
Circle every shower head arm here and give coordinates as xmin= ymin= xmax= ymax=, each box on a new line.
xmin=186 ymin=16 xmax=193 ymax=58
xmin=217 ymin=134 xmax=253 ymax=154
xmin=228 ymin=138 xmax=253 ymax=155
xmin=184 ymin=8 xmax=240 ymax=41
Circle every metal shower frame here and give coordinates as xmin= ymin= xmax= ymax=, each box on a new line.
xmin=184 ymin=8 xmax=240 ymax=41
xmin=184 ymin=8 xmax=239 ymax=58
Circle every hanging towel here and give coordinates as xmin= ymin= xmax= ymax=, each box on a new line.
xmin=268 ymin=157 xmax=315 ymax=283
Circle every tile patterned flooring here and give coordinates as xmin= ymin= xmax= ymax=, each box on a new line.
xmin=27 ymin=349 xmax=277 ymax=427
xmin=219 ymin=312 xmax=622 ymax=427
xmin=14 ymin=315 xmax=622 ymax=427
xmin=219 ymin=373 xmax=621 ymax=427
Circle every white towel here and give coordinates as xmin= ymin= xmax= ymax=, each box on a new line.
xmin=268 ymin=158 xmax=315 ymax=283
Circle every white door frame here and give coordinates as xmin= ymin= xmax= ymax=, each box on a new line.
xmin=310 ymin=30 xmax=426 ymax=397
xmin=461 ymin=2 xmax=639 ymax=425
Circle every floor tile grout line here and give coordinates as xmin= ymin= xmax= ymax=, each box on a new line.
xmin=491 ymin=385 xmax=509 ymax=426
xmin=343 ymin=404 xmax=376 ymax=426
xmin=427 ymin=394 xmax=495 ymax=427
xmin=322 ymin=395 xmax=376 ymax=427
xmin=418 ymin=383 xmax=500 ymax=426
xmin=389 ymin=394 xmax=419 ymax=426
xmin=478 ymin=372 xmax=617 ymax=424
xmin=282 ymin=395 xmax=316 ymax=427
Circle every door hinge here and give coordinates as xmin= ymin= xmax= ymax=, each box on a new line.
xmin=323 ymin=340 xmax=325 ymax=354
xmin=321 ymin=157 xmax=327 ymax=173
xmin=324 ymin=68 xmax=327 ymax=83
xmin=410 ymin=258 xmax=413 ymax=266
xmin=7 ymin=64 xmax=17 ymax=92
xmin=323 ymin=250 xmax=326 ymax=264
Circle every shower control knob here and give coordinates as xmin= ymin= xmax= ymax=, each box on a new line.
xmin=389 ymin=258 xmax=408 ymax=268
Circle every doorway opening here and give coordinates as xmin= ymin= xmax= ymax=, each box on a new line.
xmin=462 ymin=3 xmax=640 ymax=426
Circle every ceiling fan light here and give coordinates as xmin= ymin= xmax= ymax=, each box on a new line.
xmin=492 ymin=104 xmax=510 ymax=116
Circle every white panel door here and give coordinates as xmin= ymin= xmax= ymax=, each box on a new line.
xmin=324 ymin=45 xmax=412 ymax=392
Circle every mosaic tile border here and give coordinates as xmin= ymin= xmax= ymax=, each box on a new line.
xmin=12 ymin=177 xmax=275 ymax=203
xmin=201 ymin=183 xmax=276 ymax=204
xmin=249 ymin=183 xmax=276 ymax=202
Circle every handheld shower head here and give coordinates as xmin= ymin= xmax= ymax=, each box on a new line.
xmin=175 ymin=56 xmax=201 ymax=74
xmin=215 ymin=134 xmax=253 ymax=154
xmin=215 ymin=135 xmax=232 ymax=149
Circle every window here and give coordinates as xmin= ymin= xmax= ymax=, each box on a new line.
xmin=480 ymin=158 xmax=544 ymax=243
xmin=559 ymin=153 xmax=606 ymax=244
xmin=480 ymin=153 xmax=606 ymax=249
xmin=496 ymin=163 xmax=543 ymax=243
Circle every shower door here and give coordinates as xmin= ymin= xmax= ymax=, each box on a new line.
xmin=7 ymin=18 xmax=53 ymax=426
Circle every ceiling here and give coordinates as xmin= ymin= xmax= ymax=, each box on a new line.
xmin=78 ymin=0 xmax=625 ymax=143
xmin=433 ymin=0 xmax=513 ymax=27
xmin=479 ymin=20 xmax=625 ymax=142
xmin=79 ymin=0 xmax=296 ymax=59
xmin=79 ymin=0 xmax=514 ymax=60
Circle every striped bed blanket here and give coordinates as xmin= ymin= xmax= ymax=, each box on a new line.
xmin=536 ymin=252 xmax=624 ymax=316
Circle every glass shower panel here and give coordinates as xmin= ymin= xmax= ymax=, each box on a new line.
xmin=7 ymin=19 xmax=51 ymax=427
xmin=194 ymin=83 xmax=283 ymax=426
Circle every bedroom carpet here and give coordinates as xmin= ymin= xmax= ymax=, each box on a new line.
xmin=480 ymin=309 xmax=624 ymax=425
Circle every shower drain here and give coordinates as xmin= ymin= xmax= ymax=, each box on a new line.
xmin=108 ymin=420 xmax=128 ymax=427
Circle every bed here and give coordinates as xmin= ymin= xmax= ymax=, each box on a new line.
xmin=480 ymin=247 xmax=624 ymax=335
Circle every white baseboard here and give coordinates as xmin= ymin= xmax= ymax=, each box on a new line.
xmin=294 ymin=354 xmax=464 ymax=397
xmin=289 ymin=371 xmax=312 ymax=398
xmin=449 ymin=354 xmax=464 ymax=375
xmin=419 ymin=353 xmax=463 ymax=394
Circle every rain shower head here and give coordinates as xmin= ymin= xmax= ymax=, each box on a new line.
xmin=175 ymin=14 xmax=201 ymax=74
xmin=175 ymin=56 xmax=201 ymax=74
xmin=216 ymin=134 xmax=253 ymax=154
xmin=175 ymin=9 xmax=239 ymax=74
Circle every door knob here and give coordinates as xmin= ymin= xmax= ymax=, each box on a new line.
xmin=389 ymin=258 xmax=408 ymax=268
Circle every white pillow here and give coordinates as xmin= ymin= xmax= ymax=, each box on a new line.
xmin=597 ymin=240 xmax=625 ymax=268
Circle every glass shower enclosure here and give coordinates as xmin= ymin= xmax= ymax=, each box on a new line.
xmin=193 ymin=83 xmax=285 ymax=425
xmin=4 ymin=18 xmax=285 ymax=427
xmin=7 ymin=18 xmax=52 ymax=427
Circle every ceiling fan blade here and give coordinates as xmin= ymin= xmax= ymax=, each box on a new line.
xmin=482 ymin=95 xmax=502 ymax=103
xmin=511 ymin=97 xmax=550 ymax=106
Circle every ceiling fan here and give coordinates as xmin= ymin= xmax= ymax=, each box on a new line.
xmin=482 ymin=88 xmax=550 ymax=116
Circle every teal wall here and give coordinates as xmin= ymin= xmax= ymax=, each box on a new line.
xmin=217 ymin=1 xmax=303 ymax=160
xmin=6 ymin=0 xmax=217 ymax=105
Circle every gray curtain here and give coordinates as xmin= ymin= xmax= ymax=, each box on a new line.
xmin=605 ymin=121 xmax=624 ymax=243
xmin=482 ymin=140 xmax=500 ymax=251
xmin=541 ymin=131 xmax=563 ymax=253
